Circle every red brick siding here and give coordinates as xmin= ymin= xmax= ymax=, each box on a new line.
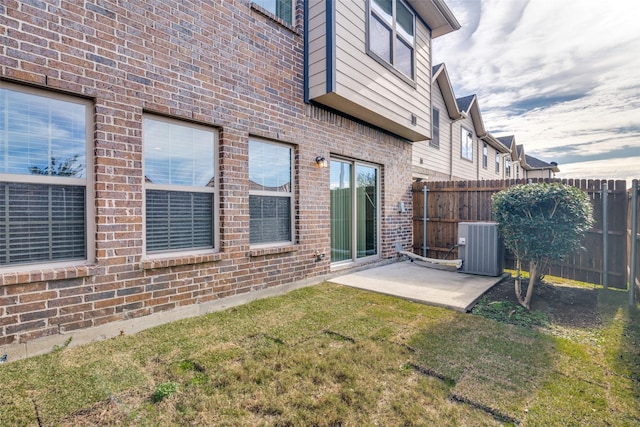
xmin=0 ymin=0 xmax=414 ymax=345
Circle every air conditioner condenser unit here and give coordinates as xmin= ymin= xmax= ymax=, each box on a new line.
xmin=457 ymin=222 xmax=504 ymax=276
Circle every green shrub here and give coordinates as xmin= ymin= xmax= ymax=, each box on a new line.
xmin=492 ymin=183 xmax=593 ymax=308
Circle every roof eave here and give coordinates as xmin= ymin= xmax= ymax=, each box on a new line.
xmin=433 ymin=64 xmax=464 ymax=120
xmin=408 ymin=0 xmax=461 ymax=39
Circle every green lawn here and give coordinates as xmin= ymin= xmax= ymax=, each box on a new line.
xmin=1 ymin=282 xmax=639 ymax=426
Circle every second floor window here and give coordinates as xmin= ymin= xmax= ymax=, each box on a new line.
xmin=495 ymin=153 xmax=500 ymax=173
xmin=505 ymin=159 xmax=512 ymax=177
xmin=461 ymin=128 xmax=473 ymax=161
xmin=431 ymin=108 xmax=440 ymax=148
xmin=368 ymin=0 xmax=415 ymax=80
xmin=482 ymin=143 xmax=488 ymax=168
xmin=252 ymin=0 xmax=293 ymax=25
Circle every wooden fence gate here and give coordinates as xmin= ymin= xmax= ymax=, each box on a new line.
xmin=412 ymin=178 xmax=638 ymax=290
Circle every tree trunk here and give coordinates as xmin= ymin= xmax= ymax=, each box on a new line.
xmin=514 ymin=258 xmax=526 ymax=307
xmin=522 ymin=262 xmax=538 ymax=310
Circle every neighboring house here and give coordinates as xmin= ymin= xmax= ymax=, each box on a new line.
xmin=523 ymin=155 xmax=560 ymax=179
xmin=412 ymin=65 xmax=509 ymax=181
xmin=497 ymin=136 xmax=559 ymax=179
xmin=412 ymin=63 xmax=463 ymax=181
xmin=451 ymin=94 xmax=509 ymax=180
xmin=497 ymin=136 xmax=517 ymax=178
xmin=0 ymin=0 xmax=459 ymax=356
xmin=478 ymin=133 xmax=511 ymax=181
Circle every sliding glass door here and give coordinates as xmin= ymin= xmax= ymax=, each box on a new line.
xmin=330 ymin=159 xmax=379 ymax=264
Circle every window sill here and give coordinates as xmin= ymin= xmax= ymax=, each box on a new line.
xmin=248 ymin=245 xmax=298 ymax=257
xmin=0 ymin=264 xmax=99 ymax=287
xmin=141 ymin=253 xmax=222 ymax=270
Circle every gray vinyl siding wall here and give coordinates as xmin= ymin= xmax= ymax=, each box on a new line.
xmin=308 ymin=0 xmax=432 ymax=141
xmin=412 ymin=80 xmax=451 ymax=180
xmin=307 ymin=0 xmax=328 ymax=99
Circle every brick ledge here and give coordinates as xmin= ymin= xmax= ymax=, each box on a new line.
xmin=0 ymin=265 xmax=99 ymax=287
xmin=248 ymin=245 xmax=298 ymax=257
xmin=141 ymin=253 xmax=222 ymax=270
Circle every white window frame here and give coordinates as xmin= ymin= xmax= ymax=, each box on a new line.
xmin=249 ymin=138 xmax=294 ymax=248
xmin=495 ymin=153 xmax=500 ymax=174
xmin=0 ymin=81 xmax=94 ymax=270
xmin=461 ymin=127 xmax=473 ymax=161
xmin=367 ymin=0 xmax=416 ymax=82
xmin=505 ymin=158 xmax=512 ymax=177
xmin=142 ymin=114 xmax=219 ymax=257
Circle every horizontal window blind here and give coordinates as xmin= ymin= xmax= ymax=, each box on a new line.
xmin=1 ymin=182 xmax=85 ymax=265
xmin=249 ymin=195 xmax=291 ymax=244
xmin=146 ymin=190 xmax=213 ymax=252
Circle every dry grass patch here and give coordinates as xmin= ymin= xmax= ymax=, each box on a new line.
xmin=1 ymin=282 xmax=639 ymax=426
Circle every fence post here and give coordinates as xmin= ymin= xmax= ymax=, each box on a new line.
xmin=423 ymin=184 xmax=428 ymax=257
xmin=602 ymin=181 xmax=609 ymax=289
xmin=630 ymin=179 xmax=638 ymax=306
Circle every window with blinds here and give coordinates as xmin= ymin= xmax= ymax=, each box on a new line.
xmin=0 ymin=83 xmax=90 ymax=267
xmin=248 ymin=139 xmax=293 ymax=245
xmin=143 ymin=115 xmax=217 ymax=254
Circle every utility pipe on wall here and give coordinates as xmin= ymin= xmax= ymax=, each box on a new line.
xmin=602 ymin=182 xmax=609 ymax=289
xmin=630 ymin=179 xmax=638 ymax=307
xmin=423 ymin=184 xmax=428 ymax=257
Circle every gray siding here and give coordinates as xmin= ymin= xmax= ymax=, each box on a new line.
xmin=412 ymin=80 xmax=451 ymax=180
xmin=308 ymin=0 xmax=432 ymax=141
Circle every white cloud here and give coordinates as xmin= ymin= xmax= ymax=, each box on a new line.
xmin=434 ymin=0 xmax=640 ymax=182
xmin=557 ymin=157 xmax=640 ymax=186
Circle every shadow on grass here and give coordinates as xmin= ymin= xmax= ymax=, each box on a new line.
xmin=408 ymin=314 xmax=555 ymax=424
xmin=598 ymin=289 xmax=640 ymax=415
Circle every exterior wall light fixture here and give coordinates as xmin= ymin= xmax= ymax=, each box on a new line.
xmin=315 ymin=156 xmax=328 ymax=168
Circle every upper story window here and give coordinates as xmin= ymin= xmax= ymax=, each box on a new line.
xmin=505 ymin=158 xmax=512 ymax=177
xmin=249 ymin=139 xmax=294 ymax=246
xmin=495 ymin=152 xmax=500 ymax=173
xmin=1 ymin=83 xmax=92 ymax=267
xmin=252 ymin=0 xmax=293 ymax=26
xmin=368 ymin=0 xmax=415 ymax=80
xmin=143 ymin=115 xmax=217 ymax=254
xmin=431 ymin=108 xmax=440 ymax=148
xmin=461 ymin=128 xmax=473 ymax=161
xmin=482 ymin=143 xmax=488 ymax=168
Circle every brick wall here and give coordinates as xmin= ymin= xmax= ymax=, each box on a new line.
xmin=0 ymin=0 xmax=414 ymax=348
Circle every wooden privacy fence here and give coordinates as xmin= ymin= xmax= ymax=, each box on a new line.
xmin=412 ymin=178 xmax=639 ymax=289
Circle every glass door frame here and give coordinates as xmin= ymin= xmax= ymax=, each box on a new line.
xmin=329 ymin=156 xmax=381 ymax=266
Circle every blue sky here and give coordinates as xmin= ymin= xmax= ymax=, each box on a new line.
xmin=433 ymin=0 xmax=640 ymax=183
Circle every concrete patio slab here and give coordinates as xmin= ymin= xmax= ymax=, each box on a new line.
xmin=328 ymin=260 xmax=509 ymax=312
